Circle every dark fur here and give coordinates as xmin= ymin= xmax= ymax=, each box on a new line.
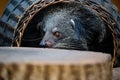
xmin=38 ymin=4 xmax=114 ymax=54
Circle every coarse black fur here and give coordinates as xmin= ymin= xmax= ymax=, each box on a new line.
xmin=38 ymin=3 xmax=114 ymax=54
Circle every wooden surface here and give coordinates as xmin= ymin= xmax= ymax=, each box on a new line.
xmin=0 ymin=47 xmax=111 ymax=64
xmin=0 ymin=47 xmax=112 ymax=80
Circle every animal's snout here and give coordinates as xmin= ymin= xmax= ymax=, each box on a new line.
xmin=39 ymin=40 xmax=52 ymax=48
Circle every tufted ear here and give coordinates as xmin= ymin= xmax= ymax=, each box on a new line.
xmin=70 ymin=19 xmax=87 ymax=41
xmin=70 ymin=19 xmax=75 ymax=29
xmin=70 ymin=19 xmax=83 ymax=30
xmin=70 ymin=19 xmax=83 ymax=40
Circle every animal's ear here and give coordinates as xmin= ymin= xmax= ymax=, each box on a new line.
xmin=70 ymin=18 xmax=86 ymax=40
xmin=70 ymin=19 xmax=75 ymax=29
xmin=70 ymin=19 xmax=79 ymax=40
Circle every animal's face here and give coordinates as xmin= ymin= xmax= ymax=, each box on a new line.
xmin=38 ymin=18 xmax=89 ymax=50
xmin=39 ymin=16 xmax=74 ymax=48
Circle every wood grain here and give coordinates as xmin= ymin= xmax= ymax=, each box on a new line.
xmin=0 ymin=47 xmax=112 ymax=80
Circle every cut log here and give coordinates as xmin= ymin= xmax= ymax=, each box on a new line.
xmin=0 ymin=47 xmax=112 ymax=80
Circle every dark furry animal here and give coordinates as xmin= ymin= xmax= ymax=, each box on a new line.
xmin=38 ymin=4 xmax=114 ymax=54
xmin=36 ymin=0 xmax=120 ymax=67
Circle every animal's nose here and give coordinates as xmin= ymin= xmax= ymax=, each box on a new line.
xmin=39 ymin=40 xmax=52 ymax=48
xmin=39 ymin=40 xmax=46 ymax=47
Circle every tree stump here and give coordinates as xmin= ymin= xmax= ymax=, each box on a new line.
xmin=0 ymin=47 xmax=112 ymax=80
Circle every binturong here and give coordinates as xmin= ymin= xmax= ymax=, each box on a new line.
xmin=37 ymin=5 xmax=114 ymax=54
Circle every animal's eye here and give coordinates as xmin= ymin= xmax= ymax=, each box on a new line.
xmin=53 ymin=31 xmax=62 ymax=38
